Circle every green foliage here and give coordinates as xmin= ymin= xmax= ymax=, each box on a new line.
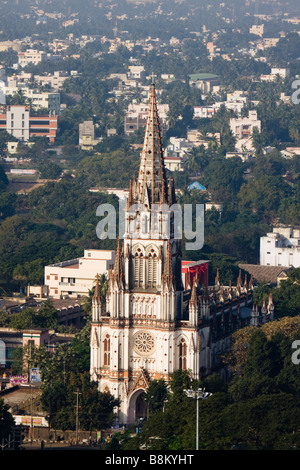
xmin=272 ymin=267 xmax=300 ymax=318
xmin=40 ymin=373 xmax=119 ymax=432
xmin=9 ymin=300 xmax=58 ymax=330
xmin=143 ymin=379 xmax=169 ymax=415
xmin=122 ymin=328 xmax=300 ymax=450
xmin=76 ymin=150 xmax=140 ymax=189
xmin=0 ymin=397 xmax=15 ymax=442
xmin=38 ymin=162 xmax=63 ymax=180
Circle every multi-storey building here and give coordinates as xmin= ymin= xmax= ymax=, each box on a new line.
xmin=17 ymin=49 xmax=61 ymax=68
xmin=230 ymin=110 xmax=261 ymax=140
xmin=0 ymin=105 xmax=58 ymax=143
xmin=5 ymin=86 xmax=60 ymax=114
xmin=90 ymin=83 xmax=258 ymax=425
xmin=260 ymin=226 xmax=300 ymax=268
xmin=45 ymin=249 xmax=116 ymax=299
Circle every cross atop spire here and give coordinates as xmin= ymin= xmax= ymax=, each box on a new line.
xmin=135 ymin=82 xmax=168 ymax=207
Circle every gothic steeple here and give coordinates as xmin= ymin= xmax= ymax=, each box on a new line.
xmin=112 ymin=237 xmax=124 ymax=288
xmin=92 ymin=273 xmax=101 ymax=321
xmin=135 ymin=82 xmax=168 ymax=207
xmin=162 ymin=239 xmax=175 ymax=289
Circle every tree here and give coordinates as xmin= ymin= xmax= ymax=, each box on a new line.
xmin=41 ymin=372 xmax=119 ymax=432
xmin=0 ymin=397 xmax=15 ymax=442
xmin=38 ymin=162 xmax=62 ymax=180
xmin=41 ymin=381 xmax=68 ymax=430
xmin=272 ymin=268 xmax=300 ymax=318
xmin=143 ymin=379 xmax=169 ymax=415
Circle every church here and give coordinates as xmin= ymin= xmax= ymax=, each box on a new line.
xmin=89 ymin=83 xmax=273 ymax=425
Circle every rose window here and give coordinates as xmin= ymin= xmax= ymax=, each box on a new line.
xmin=134 ymin=331 xmax=155 ymax=355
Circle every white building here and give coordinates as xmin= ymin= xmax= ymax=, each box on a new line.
xmin=5 ymin=85 xmax=60 ymax=114
xmin=45 ymin=249 xmax=116 ymax=299
xmin=124 ymin=101 xmax=169 ymax=135
xmin=34 ymin=71 xmax=77 ymax=90
xmin=17 ymin=49 xmax=61 ymax=68
xmin=260 ymin=227 xmax=300 ymax=268
xmin=128 ymin=65 xmax=145 ymax=80
xmin=230 ymin=110 xmax=261 ymax=140
xmin=18 ymin=50 xmax=47 ymax=67
xmin=193 ymin=105 xmax=216 ymax=119
xmin=250 ymin=24 xmax=264 ymax=37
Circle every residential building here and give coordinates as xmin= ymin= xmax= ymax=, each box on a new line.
xmin=128 ymin=65 xmax=145 ymax=81
xmin=34 ymin=71 xmax=77 ymax=90
xmin=5 ymin=86 xmax=60 ymax=114
xmin=193 ymin=105 xmax=216 ymax=119
xmin=0 ymin=40 xmax=22 ymax=52
xmin=90 ymin=83 xmax=257 ymax=425
xmin=0 ymin=105 xmax=58 ymax=143
xmin=230 ymin=110 xmax=261 ymax=140
xmin=79 ymin=120 xmax=101 ymax=150
xmin=189 ymin=73 xmax=219 ymax=94
xmin=250 ymin=24 xmax=264 ymax=37
xmin=17 ymin=49 xmax=62 ymax=68
xmin=124 ymin=101 xmax=169 ymax=135
xmin=260 ymin=226 xmax=300 ymax=268
xmin=44 ymin=249 xmax=116 ymax=299
xmin=17 ymin=49 xmax=47 ymax=68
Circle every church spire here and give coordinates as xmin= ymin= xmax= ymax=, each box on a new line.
xmin=162 ymin=239 xmax=174 ymax=289
xmin=190 ymin=278 xmax=198 ymax=307
xmin=94 ymin=273 xmax=101 ymax=300
xmin=135 ymin=82 xmax=168 ymax=207
xmin=112 ymin=237 xmax=124 ymax=288
xmin=92 ymin=273 xmax=101 ymax=321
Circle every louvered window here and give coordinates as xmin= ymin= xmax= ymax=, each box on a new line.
xmin=103 ymin=335 xmax=110 ymax=367
xmin=134 ymin=249 xmax=144 ymax=287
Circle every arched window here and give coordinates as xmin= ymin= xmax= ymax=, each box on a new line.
xmin=179 ymin=338 xmax=187 ymax=370
xmin=147 ymin=250 xmax=158 ymax=288
xmin=134 ymin=248 xmax=144 ymax=287
xmin=103 ymin=335 xmax=110 ymax=367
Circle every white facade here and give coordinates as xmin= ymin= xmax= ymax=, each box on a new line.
xmin=230 ymin=110 xmax=261 ymax=140
xmin=17 ymin=49 xmax=61 ymax=68
xmin=6 ymin=105 xmax=30 ymax=141
xmin=18 ymin=50 xmax=47 ymax=67
xmin=260 ymin=227 xmax=300 ymax=268
xmin=128 ymin=65 xmax=145 ymax=80
xmin=5 ymin=85 xmax=60 ymax=114
xmin=45 ymin=249 xmax=116 ymax=299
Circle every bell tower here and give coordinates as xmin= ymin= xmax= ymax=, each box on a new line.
xmin=90 ymin=82 xmax=195 ymax=425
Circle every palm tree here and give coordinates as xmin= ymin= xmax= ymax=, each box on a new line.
xmin=289 ymin=125 xmax=300 ymax=146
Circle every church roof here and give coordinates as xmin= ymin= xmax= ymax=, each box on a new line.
xmin=239 ymin=264 xmax=291 ymax=285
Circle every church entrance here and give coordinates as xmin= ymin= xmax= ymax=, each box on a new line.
xmin=136 ymin=393 xmax=147 ymax=419
xmin=128 ymin=390 xmax=147 ymax=423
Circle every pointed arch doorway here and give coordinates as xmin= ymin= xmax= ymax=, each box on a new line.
xmin=128 ymin=389 xmax=147 ymax=423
